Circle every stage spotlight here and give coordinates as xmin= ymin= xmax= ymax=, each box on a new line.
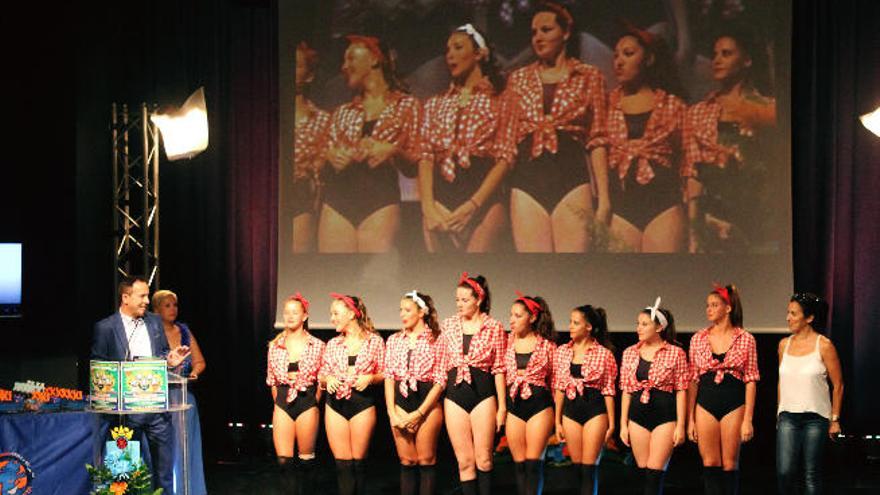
xmin=150 ymin=87 xmax=209 ymax=161
xmin=861 ymin=105 xmax=880 ymax=137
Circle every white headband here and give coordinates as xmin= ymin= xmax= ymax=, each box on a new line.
xmin=456 ymin=23 xmax=487 ymax=52
xmin=646 ymin=297 xmax=668 ymax=330
xmin=405 ymin=290 xmax=428 ymax=312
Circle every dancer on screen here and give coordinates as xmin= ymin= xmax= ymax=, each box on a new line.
xmin=319 ymin=294 xmax=385 ymax=495
xmin=319 ymin=35 xmax=420 ymax=253
xmin=384 ymin=291 xmax=446 ymax=495
xmin=292 ymin=42 xmax=331 ymax=253
xmin=266 ymin=293 xmax=325 ymax=492
xmin=418 ymin=24 xmax=511 ymax=252
xmin=552 ymin=304 xmax=617 ymax=495
xmin=685 ymin=28 xmax=777 ymax=252
xmin=504 ymin=293 xmax=557 ymax=495
xmin=504 ymin=1 xmax=611 ymax=252
xmin=687 ymin=284 xmax=759 ymax=495
xmin=440 ymin=273 xmax=507 ymax=495
xmin=619 ymin=298 xmax=689 ymax=495
xmin=607 ymin=26 xmax=690 ymax=252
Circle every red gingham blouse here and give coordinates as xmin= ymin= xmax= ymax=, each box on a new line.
xmin=266 ymin=332 xmax=326 ymax=403
xmin=689 ymin=327 xmax=760 ymax=384
xmin=328 ymin=91 xmax=421 ymax=164
xmin=683 ymin=91 xmax=745 ymax=172
xmin=553 ymin=341 xmax=617 ymax=399
xmin=503 ymin=59 xmax=608 ymax=160
xmin=294 ymin=100 xmax=331 ymax=180
xmin=607 ymin=87 xmax=693 ymax=186
xmin=319 ymin=332 xmax=385 ymax=400
xmin=384 ymin=329 xmax=447 ymax=397
xmin=620 ymin=341 xmax=690 ymax=403
xmin=420 ymin=80 xmax=514 ymax=182
xmin=504 ymin=334 xmax=556 ymax=400
xmin=440 ymin=314 xmax=507 ymax=385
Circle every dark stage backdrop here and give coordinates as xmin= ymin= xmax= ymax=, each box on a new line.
xmin=1 ymin=0 xmax=877 ymax=460
xmin=276 ymin=0 xmax=795 ymax=332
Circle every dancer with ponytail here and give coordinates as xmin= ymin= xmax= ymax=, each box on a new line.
xmin=688 ymin=284 xmax=759 ymax=495
xmin=385 ymin=291 xmax=446 ymax=495
xmin=553 ymin=305 xmax=617 ymax=494
xmin=620 ymin=298 xmax=689 ymax=494
xmin=320 ymin=294 xmax=385 ymax=495
xmin=505 ymin=293 xmax=557 ymax=495
xmin=441 ymin=273 xmax=507 ymax=495
xmin=266 ymin=293 xmax=325 ymax=493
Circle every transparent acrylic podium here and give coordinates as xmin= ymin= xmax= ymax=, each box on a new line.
xmin=88 ymin=371 xmax=193 ymax=495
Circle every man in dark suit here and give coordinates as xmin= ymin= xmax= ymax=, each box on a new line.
xmin=91 ymin=275 xmax=190 ymax=493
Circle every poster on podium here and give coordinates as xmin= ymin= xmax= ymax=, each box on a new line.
xmin=89 ymin=360 xmax=121 ymax=411
xmin=121 ymin=360 xmax=168 ymax=411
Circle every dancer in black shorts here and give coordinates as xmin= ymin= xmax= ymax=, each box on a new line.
xmin=553 ymin=304 xmax=617 ymax=494
xmin=620 ymin=298 xmax=689 ymax=495
xmin=320 ymin=294 xmax=385 ymax=495
xmin=266 ymin=293 xmax=325 ymax=492
xmin=440 ymin=273 xmax=507 ymax=495
xmin=384 ymin=291 xmax=446 ymax=495
xmin=505 ymin=293 xmax=557 ymax=495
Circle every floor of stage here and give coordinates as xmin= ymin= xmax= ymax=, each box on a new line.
xmin=203 ymin=437 xmax=880 ymax=494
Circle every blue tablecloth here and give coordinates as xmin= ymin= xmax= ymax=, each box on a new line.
xmin=0 ymin=411 xmax=95 ymax=495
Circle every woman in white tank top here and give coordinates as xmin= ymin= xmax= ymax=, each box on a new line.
xmin=776 ymin=292 xmax=844 ymax=495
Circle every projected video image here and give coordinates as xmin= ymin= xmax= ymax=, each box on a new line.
xmin=281 ymin=0 xmax=787 ymax=255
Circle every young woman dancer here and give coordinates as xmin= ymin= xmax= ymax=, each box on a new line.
xmin=553 ymin=304 xmax=617 ymax=494
xmin=266 ymin=293 xmax=325 ymax=493
xmin=418 ymin=24 xmax=511 ymax=252
xmin=441 ymin=273 xmax=507 ymax=495
xmin=320 ymin=35 xmax=420 ymax=252
xmin=320 ymin=294 xmax=385 ymax=495
xmin=504 ymin=1 xmax=610 ymax=252
xmin=688 ymin=285 xmax=759 ymax=494
xmin=620 ymin=298 xmax=689 ymax=494
xmin=505 ymin=293 xmax=557 ymax=495
xmin=292 ymin=42 xmax=331 ymax=253
xmin=384 ymin=291 xmax=447 ymax=495
xmin=607 ymin=27 xmax=690 ymax=252
xmin=777 ymin=292 xmax=844 ymax=495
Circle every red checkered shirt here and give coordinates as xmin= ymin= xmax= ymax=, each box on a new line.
xmin=503 ymin=59 xmax=608 ymax=160
xmin=620 ymin=341 xmax=690 ymax=403
xmin=319 ymin=332 xmax=385 ymax=400
xmin=683 ymin=92 xmax=742 ymax=173
xmin=504 ymin=334 xmax=556 ymax=400
xmin=384 ymin=329 xmax=447 ymax=397
xmin=607 ymin=87 xmax=693 ymax=187
xmin=689 ymin=326 xmax=760 ymax=384
xmin=420 ymin=80 xmax=515 ymax=182
xmin=553 ymin=341 xmax=617 ymax=399
xmin=294 ymin=100 xmax=331 ymax=180
xmin=328 ymin=91 xmax=421 ymax=164
xmin=266 ymin=332 xmax=326 ymax=403
xmin=440 ymin=314 xmax=507 ymax=385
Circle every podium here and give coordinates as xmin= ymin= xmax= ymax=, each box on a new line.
xmin=88 ymin=360 xmax=194 ymax=495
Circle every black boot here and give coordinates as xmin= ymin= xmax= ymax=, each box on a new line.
xmin=299 ymin=456 xmax=317 ymax=494
xmin=277 ymin=456 xmax=299 ymax=494
xmin=722 ymin=470 xmax=739 ymax=495
xmin=335 ymin=459 xmax=356 ymax=495
xmin=580 ymin=464 xmax=597 ymax=495
xmin=419 ymin=464 xmax=436 ymax=495
xmin=524 ymin=460 xmax=543 ymax=495
xmin=476 ymin=469 xmax=492 ymax=495
xmin=703 ymin=466 xmax=724 ymax=495
xmin=400 ymin=463 xmax=419 ymax=495
xmin=353 ymin=459 xmax=368 ymax=495
xmin=461 ymin=478 xmax=478 ymax=495
xmin=514 ymin=462 xmax=527 ymax=495
xmin=643 ymin=468 xmax=666 ymax=495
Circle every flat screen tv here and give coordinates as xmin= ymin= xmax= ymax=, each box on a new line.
xmin=0 ymin=243 xmax=22 ymax=317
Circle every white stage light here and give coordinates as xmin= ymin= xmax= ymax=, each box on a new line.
xmin=150 ymin=87 xmax=209 ymax=161
xmin=860 ymin=105 xmax=880 ymax=137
